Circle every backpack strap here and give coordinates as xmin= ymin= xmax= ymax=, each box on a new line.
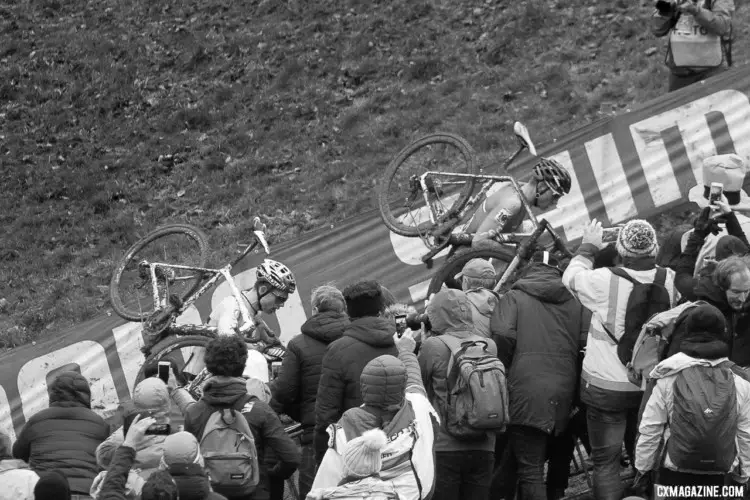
xmin=437 ymin=335 xmax=488 ymax=378
xmin=602 ymin=267 xmax=669 ymax=344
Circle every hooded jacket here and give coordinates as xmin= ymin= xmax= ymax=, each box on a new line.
xmin=168 ymin=463 xmax=228 ymax=500
xmin=313 ymin=351 xmax=439 ymax=500
xmin=464 ymin=288 xmax=499 ymax=338
xmin=635 ymin=352 xmax=750 ymax=478
xmin=314 ymin=316 xmax=399 ymax=461
xmin=418 ymin=289 xmax=497 ymax=452
xmin=173 ymin=376 xmax=301 ymax=500
xmin=0 ymin=459 xmax=38 ymax=500
xmin=562 ymin=244 xmax=680 ymax=411
xmin=490 ymin=265 xmax=586 ymax=435
xmin=674 ymin=228 xmax=750 ymax=366
xmin=269 ymin=311 xmax=349 ymax=444
xmin=12 ymin=371 xmax=110 ymax=494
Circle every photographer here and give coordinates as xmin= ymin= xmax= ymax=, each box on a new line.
xmin=651 ymin=0 xmax=734 ymax=92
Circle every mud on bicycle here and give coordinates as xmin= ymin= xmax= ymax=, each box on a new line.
xmin=377 ymin=121 xmax=574 ymax=297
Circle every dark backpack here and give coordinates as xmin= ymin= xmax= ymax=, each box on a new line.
xmin=667 ymin=362 xmax=739 ymax=472
xmin=602 ymin=267 xmax=671 ymax=366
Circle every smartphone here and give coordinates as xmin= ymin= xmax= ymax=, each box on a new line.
xmin=145 ymin=423 xmax=171 ymax=435
xmin=271 ymin=361 xmax=282 ymax=380
xmin=157 ymin=361 xmax=170 ymax=384
xmin=395 ymin=314 xmax=408 ymax=337
xmin=709 ymin=182 xmax=723 ymax=205
xmin=601 ymin=227 xmax=621 ymax=244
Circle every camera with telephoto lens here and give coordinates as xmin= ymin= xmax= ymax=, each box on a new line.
xmin=656 ymin=0 xmax=676 ymax=15
xmin=406 ymin=312 xmax=432 ymax=333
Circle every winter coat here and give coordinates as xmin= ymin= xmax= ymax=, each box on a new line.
xmin=635 ymin=352 xmax=750 ymax=479
xmin=490 ymin=265 xmax=586 ymax=435
xmin=173 ymin=376 xmax=301 ymax=500
xmin=0 ymin=459 xmax=38 ymax=500
xmin=95 ymin=428 xmax=169 ymax=480
xmin=674 ymin=227 xmax=750 ymax=366
xmin=12 ymin=371 xmax=110 ymax=494
xmin=313 ymin=351 xmax=439 ymax=500
xmin=464 ymin=288 xmax=499 ymax=338
xmin=562 ymin=244 xmax=680 ymax=411
xmin=94 ymin=446 xmax=145 ymax=500
xmin=168 ymin=463 xmax=228 ymax=500
xmin=418 ymin=295 xmax=497 ymax=452
xmin=269 ymin=311 xmax=349 ymax=444
xmin=314 ymin=316 xmax=399 ymax=461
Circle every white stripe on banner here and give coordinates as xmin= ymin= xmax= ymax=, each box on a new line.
xmin=0 ymin=386 xmax=13 ymax=443
xmin=586 ymin=134 xmax=637 ymax=223
xmin=112 ymin=321 xmax=147 ymax=399
xmin=630 ymin=89 xmax=750 ymax=207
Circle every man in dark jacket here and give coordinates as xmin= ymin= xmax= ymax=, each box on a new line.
xmin=269 ymin=284 xmax=349 ymax=499
xmin=171 ymin=336 xmax=301 ymax=500
xmin=13 ymin=370 xmax=110 ymax=496
xmin=490 ymin=251 xmax=586 ymax=500
xmin=314 ymin=280 xmax=399 ymax=464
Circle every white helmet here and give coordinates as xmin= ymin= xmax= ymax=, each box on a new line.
xmin=256 ymin=259 xmax=296 ymax=294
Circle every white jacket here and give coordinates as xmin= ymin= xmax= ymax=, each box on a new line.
xmin=0 ymin=460 xmax=38 ymax=500
xmin=208 ymin=293 xmax=256 ymax=336
xmin=562 ymin=248 xmax=679 ymax=393
xmin=635 ymin=353 xmax=750 ymax=480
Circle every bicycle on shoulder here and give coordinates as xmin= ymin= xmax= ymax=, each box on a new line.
xmin=377 ymin=122 xmax=574 ymax=297
xmin=109 ymin=217 xmax=293 ymax=396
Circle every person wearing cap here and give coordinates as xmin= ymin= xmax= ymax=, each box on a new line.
xmin=307 ymin=429 xmax=400 ymax=500
xmin=561 ymin=219 xmax=680 ymax=500
xmin=418 ymin=288 xmax=497 ymax=500
xmin=659 ymin=154 xmax=750 ymax=275
xmin=12 ymin=371 xmax=110 ymax=498
xmin=95 ymin=378 xmax=174 ymax=480
xmin=489 ymin=251 xmax=586 ymax=500
xmin=455 ymin=258 xmax=500 ymax=339
xmin=314 ymin=280 xmax=399 ymax=465
xmin=312 ymin=332 xmax=438 ymax=500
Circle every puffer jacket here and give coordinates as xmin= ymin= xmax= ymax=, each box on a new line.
xmin=173 ymin=376 xmax=301 ymax=500
xmin=313 ymin=351 xmax=439 ymax=500
xmin=464 ymin=288 xmax=499 ymax=338
xmin=12 ymin=371 xmax=110 ymax=494
xmin=418 ymin=291 xmax=497 ymax=452
xmin=490 ymin=265 xmax=585 ymax=435
xmin=635 ymin=352 xmax=750 ymax=479
xmin=269 ymin=311 xmax=349 ymax=444
xmin=0 ymin=459 xmax=38 ymax=500
xmin=314 ymin=316 xmax=399 ymax=461
xmin=168 ymin=463 xmax=228 ymax=500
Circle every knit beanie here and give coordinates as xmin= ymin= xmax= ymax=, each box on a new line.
xmin=343 ymin=428 xmax=388 ymax=478
xmin=615 ymin=219 xmax=659 ymax=259
xmin=48 ymin=371 xmax=91 ymax=408
xmin=140 ymin=470 xmax=179 ymax=500
xmin=715 ymin=235 xmax=750 ymax=261
xmin=160 ymin=431 xmax=204 ymax=469
xmin=343 ymin=280 xmax=385 ymax=319
xmin=34 ymin=470 xmax=71 ymax=500
xmin=681 ymin=303 xmax=730 ymax=360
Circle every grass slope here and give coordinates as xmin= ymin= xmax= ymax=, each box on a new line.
xmin=1 ymin=0 xmax=748 ymax=347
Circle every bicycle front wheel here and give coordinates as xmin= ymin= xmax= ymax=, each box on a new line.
xmin=378 ymin=133 xmax=478 ymax=237
xmin=110 ymin=224 xmax=210 ymax=322
xmin=427 ymin=246 xmax=516 ymax=297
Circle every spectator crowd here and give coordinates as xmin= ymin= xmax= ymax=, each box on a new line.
xmin=5 ymin=153 xmax=750 ymax=500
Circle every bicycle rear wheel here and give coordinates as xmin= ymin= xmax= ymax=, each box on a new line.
xmin=378 ymin=133 xmax=478 ymax=237
xmin=110 ymin=224 xmax=210 ymax=322
xmin=427 ymin=245 xmax=516 ymax=297
xmin=135 ymin=334 xmax=210 ymax=389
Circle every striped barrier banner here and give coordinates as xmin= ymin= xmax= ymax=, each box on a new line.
xmin=3 ymin=66 xmax=750 ymax=438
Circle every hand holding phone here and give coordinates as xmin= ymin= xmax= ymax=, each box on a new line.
xmin=708 ymin=182 xmax=723 ymax=205
xmin=395 ymin=314 xmax=408 ymax=338
xmin=157 ymin=361 xmax=171 ymax=384
xmin=601 ymin=227 xmax=622 ymax=244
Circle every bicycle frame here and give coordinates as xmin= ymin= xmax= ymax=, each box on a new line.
xmin=143 ymin=229 xmax=271 ymax=330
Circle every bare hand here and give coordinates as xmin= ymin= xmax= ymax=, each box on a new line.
xmin=122 ymin=414 xmax=156 ymax=449
xmin=676 ymin=0 xmax=699 ymax=14
xmin=581 ymin=219 xmax=604 ymax=249
xmin=394 ymin=330 xmax=417 ymax=354
xmin=710 ymin=197 xmax=732 ymax=216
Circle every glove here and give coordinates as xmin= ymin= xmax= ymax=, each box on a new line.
xmin=656 ymin=0 xmax=675 ymax=16
xmin=693 ymin=206 xmax=721 ymax=237
xmin=632 ymin=470 xmax=653 ymax=498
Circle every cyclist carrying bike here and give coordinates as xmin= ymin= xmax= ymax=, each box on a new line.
xmin=210 ymin=258 xmax=297 ymax=345
xmin=452 ymin=158 xmax=572 ymax=248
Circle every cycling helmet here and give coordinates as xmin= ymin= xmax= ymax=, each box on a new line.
xmin=256 ymin=259 xmax=296 ymax=294
xmin=533 ymin=158 xmax=571 ymax=196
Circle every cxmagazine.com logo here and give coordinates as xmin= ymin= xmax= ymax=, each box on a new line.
xmin=655 ymin=485 xmax=744 ymax=498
